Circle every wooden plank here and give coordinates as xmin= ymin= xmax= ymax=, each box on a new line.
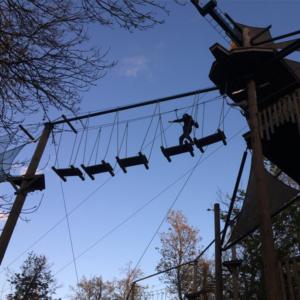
xmin=268 ymin=106 xmax=275 ymax=134
xmin=292 ymin=258 xmax=300 ymax=299
xmin=116 ymin=156 xmax=127 ymax=173
xmin=258 ymin=112 xmax=264 ymax=138
xmin=263 ymin=109 xmax=270 ymax=140
xmin=278 ymin=261 xmax=287 ymax=300
xmin=274 ymin=103 xmax=279 ymax=127
xmin=160 ymin=146 xmax=171 ymax=163
xmin=80 ymin=164 xmax=95 ymax=180
xmin=288 ymin=96 xmax=296 ymax=123
xmin=101 ymin=160 xmax=115 ymax=177
xmin=138 ymin=152 xmax=149 ymax=170
xmin=278 ymin=101 xmax=284 ymax=125
xmin=285 ymin=258 xmax=296 ymax=300
xmin=293 ymin=93 xmax=300 ymax=135
xmin=283 ymin=100 xmax=289 ymax=122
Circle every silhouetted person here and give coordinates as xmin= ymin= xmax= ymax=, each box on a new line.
xmin=169 ymin=113 xmax=199 ymax=145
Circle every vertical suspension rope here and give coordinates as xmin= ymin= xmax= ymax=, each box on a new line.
xmin=126 ymin=122 xmax=129 ymax=158
xmin=95 ymin=128 xmax=101 ymax=165
xmin=223 ymin=97 xmax=225 ymax=132
xmin=117 ymin=110 xmax=119 ymax=156
xmin=87 ymin=127 xmax=101 ymax=167
xmin=73 ymin=118 xmax=88 ymax=165
xmin=218 ymin=100 xmax=224 ymax=129
xmin=69 ymin=133 xmax=78 ymax=166
xmin=83 ymin=115 xmax=90 ymax=165
xmin=117 ymin=123 xmax=128 ymax=157
xmin=140 ymin=103 xmax=158 ymax=151
xmin=158 ymin=103 xmax=164 ymax=147
xmin=104 ymin=112 xmax=118 ymax=160
xmin=202 ymin=103 xmax=205 ymax=138
xmin=54 ymin=123 xmax=64 ymax=167
xmin=148 ymin=116 xmax=160 ymax=161
xmin=158 ymin=103 xmax=168 ymax=148
xmin=193 ymin=94 xmax=200 ymax=138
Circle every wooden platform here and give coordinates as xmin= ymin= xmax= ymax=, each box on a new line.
xmin=194 ymin=129 xmax=227 ymax=153
xmin=209 ymin=44 xmax=300 ymax=111
xmin=161 ymin=141 xmax=194 ymax=162
xmin=52 ymin=165 xmax=85 ymax=182
xmin=116 ymin=152 xmax=149 ymax=173
xmin=6 ymin=174 xmax=45 ymax=195
xmin=81 ymin=160 xmax=114 ymax=180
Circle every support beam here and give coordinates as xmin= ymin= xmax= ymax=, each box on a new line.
xmin=243 ymin=25 xmax=280 ymax=299
xmin=19 ymin=125 xmax=36 ymax=142
xmin=214 ymin=203 xmax=223 ymax=300
xmin=247 ymin=79 xmax=280 ymax=300
xmin=53 ymin=86 xmax=219 ymax=125
xmin=0 ymin=123 xmax=53 ymax=266
xmin=231 ymin=226 xmax=239 ymax=300
xmin=221 ymin=150 xmax=248 ymax=245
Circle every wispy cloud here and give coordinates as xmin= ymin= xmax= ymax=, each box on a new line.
xmin=154 ymin=41 xmax=165 ymax=49
xmin=0 ymin=211 xmax=8 ymax=222
xmin=19 ymin=167 xmax=42 ymax=175
xmin=119 ymin=55 xmax=149 ymax=78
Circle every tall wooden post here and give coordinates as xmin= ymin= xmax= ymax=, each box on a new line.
xmin=214 ymin=203 xmax=222 ymax=300
xmin=244 ymin=27 xmax=280 ymax=300
xmin=247 ymin=79 xmax=280 ymax=300
xmin=193 ymin=260 xmax=197 ymax=293
xmin=231 ymin=226 xmax=238 ymax=300
xmin=0 ymin=123 xmax=53 ymax=266
xmin=131 ymin=283 xmax=135 ymax=300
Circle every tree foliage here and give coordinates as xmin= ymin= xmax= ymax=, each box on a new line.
xmin=219 ymin=161 xmax=300 ymax=300
xmin=0 ymin=0 xmax=175 ymax=133
xmin=68 ymin=261 xmax=146 ymax=300
xmin=7 ymin=251 xmax=61 ymax=300
xmin=155 ymin=210 xmax=208 ymax=300
xmin=68 ymin=275 xmax=115 ymax=300
xmin=114 ymin=261 xmax=146 ymax=300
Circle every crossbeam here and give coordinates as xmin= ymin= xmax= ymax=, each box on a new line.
xmin=52 ymin=86 xmax=218 ymax=125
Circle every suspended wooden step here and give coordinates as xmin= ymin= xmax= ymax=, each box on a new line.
xmin=116 ymin=152 xmax=149 ymax=174
xmin=161 ymin=141 xmax=194 ymax=162
xmin=194 ymin=129 xmax=227 ymax=153
xmin=81 ymin=160 xmax=114 ymax=180
xmin=52 ymin=165 xmax=85 ymax=182
xmin=223 ymin=260 xmax=243 ymax=275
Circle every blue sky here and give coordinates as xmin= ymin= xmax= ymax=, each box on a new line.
xmin=1 ymin=0 xmax=300 ymax=298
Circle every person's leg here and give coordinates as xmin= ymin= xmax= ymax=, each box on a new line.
xmin=179 ymin=133 xmax=185 ymax=145
xmin=185 ymin=129 xmax=193 ymax=144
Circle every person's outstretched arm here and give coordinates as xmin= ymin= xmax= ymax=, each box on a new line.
xmin=169 ymin=117 xmax=184 ymax=124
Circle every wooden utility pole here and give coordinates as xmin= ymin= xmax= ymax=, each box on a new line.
xmin=214 ymin=203 xmax=222 ymax=300
xmin=244 ymin=27 xmax=281 ymax=300
xmin=0 ymin=123 xmax=53 ymax=266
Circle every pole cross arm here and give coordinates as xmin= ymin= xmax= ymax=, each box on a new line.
xmin=6 ymin=174 xmax=45 ymax=195
xmin=252 ymin=29 xmax=300 ymax=46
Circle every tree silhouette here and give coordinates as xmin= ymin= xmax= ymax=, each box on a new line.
xmin=7 ymin=252 xmax=61 ymax=300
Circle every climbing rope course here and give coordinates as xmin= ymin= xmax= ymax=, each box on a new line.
xmin=48 ymin=93 xmax=229 ymax=181
xmin=0 ymin=86 xmax=250 ymax=298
